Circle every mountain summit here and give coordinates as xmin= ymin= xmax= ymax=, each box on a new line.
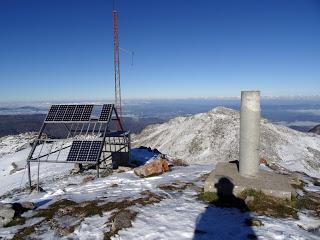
xmin=133 ymin=107 xmax=320 ymax=177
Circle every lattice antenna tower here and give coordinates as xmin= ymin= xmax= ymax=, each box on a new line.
xmin=112 ymin=1 xmax=122 ymax=126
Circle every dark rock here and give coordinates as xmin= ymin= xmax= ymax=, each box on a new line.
xmin=309 ymin=124 xmax=320 ymax=135
xmin=111 ymin=210 xmax=137 ymax=232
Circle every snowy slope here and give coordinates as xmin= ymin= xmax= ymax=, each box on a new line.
xmin=0 ymin=133 xmax=74 ymax=196
xmin=0 ymin=131 xmax=319 ymax=239
xmin=133 ymin=107 xmax=320 ymax=178
xmin=0 ymin=159 xmax=318 ymax=240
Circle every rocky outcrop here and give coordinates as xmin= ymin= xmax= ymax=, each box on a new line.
xmin=309 ymin=124 xmax=320 ymax=135
xmin=134 ymin=159 xmax=170 ymax=178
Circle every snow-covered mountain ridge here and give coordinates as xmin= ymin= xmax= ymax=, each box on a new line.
xmin=0 ymin=109 xmax=320 ymax=239
xmin=133 ymin=107 xmax=320 ymax=177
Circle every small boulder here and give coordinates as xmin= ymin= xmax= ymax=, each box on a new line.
xmin=0 ymin=203 xmax=15 ymax=227
xmin=134 ymin=159 xmax=170 ymax=178
xmin=111 ymin=210 xmax=137 ymax=232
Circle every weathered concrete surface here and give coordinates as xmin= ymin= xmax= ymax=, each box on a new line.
xmin=204 ymin=162 xmax=294 ymax=200
xmin=239 ymin=91 xmax=261 ymax=177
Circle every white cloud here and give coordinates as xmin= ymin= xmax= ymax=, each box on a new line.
xmin=287 ymin=109 xmax=320 ymax=116
xmin=276 ymin=121 xmax=319 ymax=127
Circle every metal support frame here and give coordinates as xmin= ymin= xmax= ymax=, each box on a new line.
xmin=26 ymin=104 xmax=130 ymax=191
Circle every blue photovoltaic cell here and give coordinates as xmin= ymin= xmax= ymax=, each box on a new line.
xmin=67 ymin=140 xmax=102 ymax=162
xmin=77 ymin=141 xmax=92 ymax=162
xmin=63 ymin=105 xmax=76 ymax=121
xmin=67 ymin=141 xmax=82 ymax=162
xmin=88 ymin=141 xmax=103 ymax=161
xmin=45 ymin=105 xmax=59 ymax=121
xmin=45 ymin=104 xmax=93 ymax=122
xmin=99 ymin=104 xmax=113 ymax=121
xmin=54 ymin=105 xmax=68 ymax=121
xmin=81 ymin=105 xmax=93 ymax=121
xmin=72 ymin=105 xmax=85 ymax=121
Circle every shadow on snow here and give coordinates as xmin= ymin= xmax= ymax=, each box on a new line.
xmin=194 ymin=177 xmax=257 ymax=240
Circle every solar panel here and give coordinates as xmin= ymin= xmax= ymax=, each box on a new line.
xmin=66 ymin=140 xmax=102 ymax=162
xmin=55 ymin=105 xmax=68 ymax=121
xmin=67 ymin=141 xmax=82 ymax=162
xmin=99 ymin=104 xmax=113 ymax=121
xmin=81 ymin=105 xmax=93 ymax=121
xmin=88 ymin=141 xmax=103 ymax=161
xmin=77 ymin=141 xmax=92 ymax=162
xmin=45 ymin=105 xmax=59 ymax=122
xmin=72 ymin=105 xmax=85 ymax=121
xmin=63 ymin=105 xmax=76 ymax=121
xmin=44 ymin=104 xmax=95 ymax=122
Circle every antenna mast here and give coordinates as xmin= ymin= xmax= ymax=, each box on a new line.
xmin=112 ymin=1 xmax=122 ymax=126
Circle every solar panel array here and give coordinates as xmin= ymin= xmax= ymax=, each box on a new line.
xmin=67 ymin=140 xmax=103 ymax=162
xmin=99 ymin=104 xmax=113 ymax=122
xmin=45 ymin=104 xmax=94 ymax=122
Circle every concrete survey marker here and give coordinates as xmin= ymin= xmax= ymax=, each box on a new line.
xmin=204 ymin=162 xmax=294 ymax=200
xmin=204 ymin=91 xmax=294 ymax=200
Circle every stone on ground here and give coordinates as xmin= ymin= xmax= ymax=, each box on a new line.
xmin=0 ymin=203 xmax=15 ymax=227
xmin=111 ymin=210 xmax=137 ymax=232
xmin=134 ymin=159 xmax=169 ymax=178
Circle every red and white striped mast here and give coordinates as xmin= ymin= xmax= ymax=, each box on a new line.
xmin=112 ymin=0 xmax=122 ymax=126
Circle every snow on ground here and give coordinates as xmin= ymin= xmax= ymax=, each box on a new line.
xmin=1 ymin=158 xmax=319 ymax=239
xmin=0 ymin=140 xmax=319 ymax=240
xmin=133 ymin=107 xmax=320 ymax=178
xmin=120 ymin=192 xmax=320 ymax=240
xmin=0 ymin=118 xmax=320 ymax=239
xmin=0 ymin=141 xmax=73 ymax=197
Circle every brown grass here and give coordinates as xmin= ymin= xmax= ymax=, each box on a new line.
xmin=12 ymin=191 xmax=164 ymax=240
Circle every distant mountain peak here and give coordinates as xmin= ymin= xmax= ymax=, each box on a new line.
xmin=133 ymin=107 xmax=320 ymax=178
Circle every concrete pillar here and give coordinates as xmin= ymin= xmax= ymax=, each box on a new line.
xmin=239 ymin=91 xmax=261 ymax=177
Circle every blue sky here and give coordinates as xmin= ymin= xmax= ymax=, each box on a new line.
xmin=0 ymin=0 xmax=319 ymax=101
